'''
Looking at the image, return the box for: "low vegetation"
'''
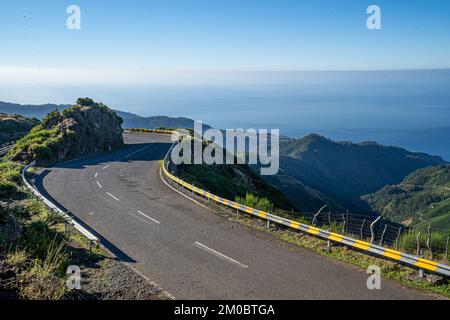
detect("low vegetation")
[0,113,40,146]
[178,163,296,212]
[364,165,450,236]
[7,98,124,165]
[0,159,71,299]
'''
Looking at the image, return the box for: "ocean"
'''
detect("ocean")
[2,70,450,160]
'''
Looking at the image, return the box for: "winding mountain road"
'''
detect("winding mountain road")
[32,132,436,299]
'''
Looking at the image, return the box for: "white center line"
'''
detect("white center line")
[102,165,110,170]
[96,181,103,188]
[193,241,248,269]
[106,192,120,201]
[137,210,161,224]
[94,172,98,178]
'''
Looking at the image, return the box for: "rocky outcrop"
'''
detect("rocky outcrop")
[8,98,124,165]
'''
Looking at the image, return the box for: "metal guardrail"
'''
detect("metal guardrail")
[21,162,99,247]
[159,133,450,277]
[0,144,13,157]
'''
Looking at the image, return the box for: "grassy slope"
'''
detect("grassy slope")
[0,113,40,145]
[177,163,296,212]
[363,165,450,235]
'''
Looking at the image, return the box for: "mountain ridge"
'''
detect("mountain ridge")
[269,134,447,213]
[0,100,207,130]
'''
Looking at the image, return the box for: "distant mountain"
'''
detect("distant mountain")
[0,101,69,119]
[363,165,450,235]
[0,101,206,131]
[0,113,40,145]
[267,134,447,213]
[116,110,210,130]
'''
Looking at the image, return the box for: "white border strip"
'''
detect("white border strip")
[22,162,99,243]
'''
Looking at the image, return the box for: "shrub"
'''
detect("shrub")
[5,249,30,268]
[399,229,448,255]
[20,239,68,300]
[0,160,23,199]
[236,193,274,212]
[21,221,66,261]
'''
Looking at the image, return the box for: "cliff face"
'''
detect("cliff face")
[8,99,124,165]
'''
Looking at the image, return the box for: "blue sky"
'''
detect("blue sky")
[1,0,450,85]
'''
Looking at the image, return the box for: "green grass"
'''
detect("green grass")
[236,193,274,212]
[0,160,23,198]
[178,163,296,212]
[0,159,71,299]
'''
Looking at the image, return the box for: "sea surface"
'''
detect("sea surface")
[2,70,450,160]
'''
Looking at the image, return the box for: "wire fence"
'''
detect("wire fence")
[272,208,449,264]
[167,159,449,266]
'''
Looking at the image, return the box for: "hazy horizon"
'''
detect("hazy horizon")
[1,1,450,158]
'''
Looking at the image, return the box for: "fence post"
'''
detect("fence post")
[379,224,388,246]
[370,216,381,244]
[445,236,449,264]
[416,231,421,256]
[395,226,402,250]
[312,205,327,227]
[328,212,331,226]
[341,213,346,234]
[346,210,349,233]
[360,219,366,240]
[426,223,433,260]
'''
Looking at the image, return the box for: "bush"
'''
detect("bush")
[20,239,68,300]
[236,193,274,212]
[399,229,448,255]
[0,181,18,198]
[0,160,23,199]
[21,221,66,261]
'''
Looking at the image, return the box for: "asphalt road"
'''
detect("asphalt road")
[33,132,436,299]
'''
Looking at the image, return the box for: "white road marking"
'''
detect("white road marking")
[125,144,153,159]
[131,213,152,225]
[193,241,248,269]
[94,172,98,178]
[137,210,161,224]
[88,212,95,215]
[96,181,103,188]
[106,192,120,201]
[102,165,110,170]
[159,168,209,209]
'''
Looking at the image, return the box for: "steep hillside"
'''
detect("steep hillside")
[269,134,446,213]
[177,162,296,212]
[173,138,296,213]
[7,98,123,165]
[363,165,450,235]
[0,114,40,145]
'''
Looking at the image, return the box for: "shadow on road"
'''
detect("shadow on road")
[33,169,136,263]
[50,142,172,170]
[30,140,173,263]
